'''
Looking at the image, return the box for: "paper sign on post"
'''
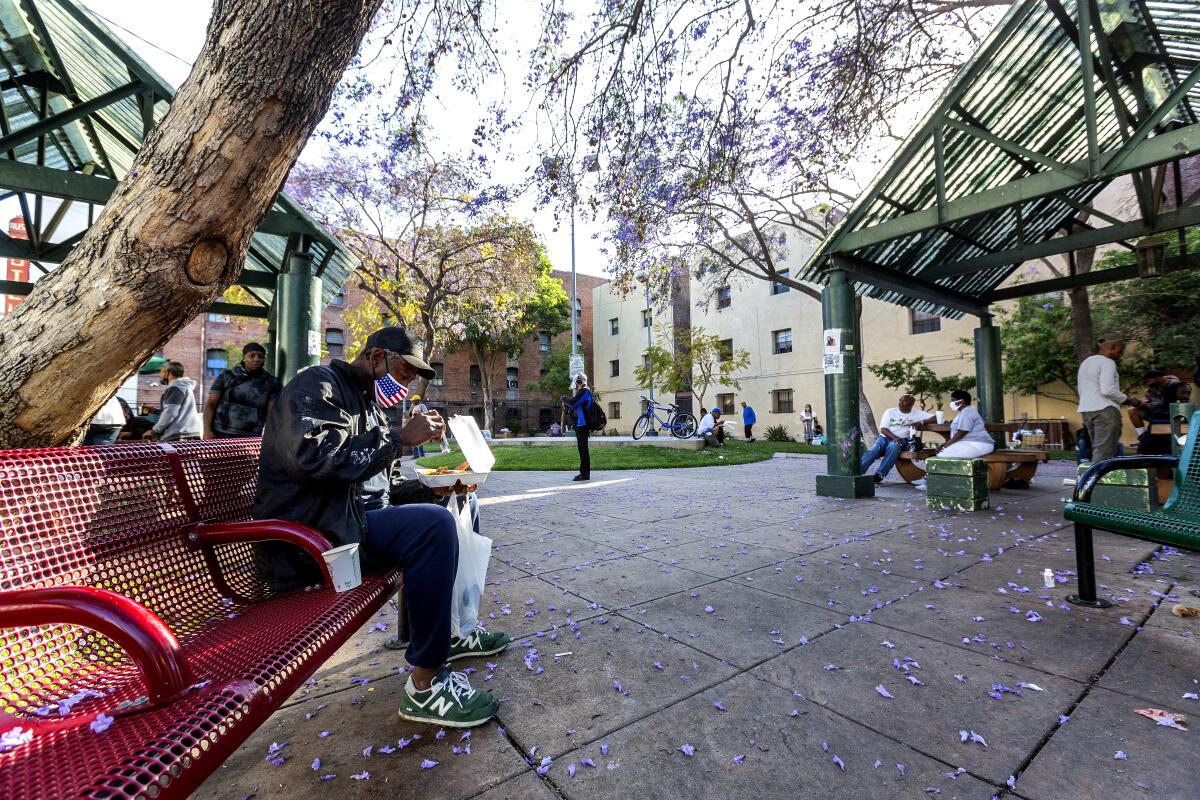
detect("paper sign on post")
[823,329,841,354]
[569,355,586,380]
[823,353,844,375]
[307,330,321,357]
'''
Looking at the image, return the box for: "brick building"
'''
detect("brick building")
[146,269,607,434]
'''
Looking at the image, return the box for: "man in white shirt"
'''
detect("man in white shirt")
[860,394,934,483]
[696,408,725,447]
[1077,333,1146,462]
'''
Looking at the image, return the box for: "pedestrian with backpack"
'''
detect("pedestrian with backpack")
[562,373,595,482]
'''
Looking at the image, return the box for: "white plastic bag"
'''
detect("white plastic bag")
[449,496,491,637]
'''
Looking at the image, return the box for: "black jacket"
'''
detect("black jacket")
[252,359,403,590]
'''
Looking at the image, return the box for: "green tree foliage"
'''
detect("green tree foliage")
[867,356,976,408]
[635,325,751,411]
[995,297,1079,399]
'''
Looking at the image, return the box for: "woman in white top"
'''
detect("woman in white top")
[933,390,995,459]
[800,404,817,443]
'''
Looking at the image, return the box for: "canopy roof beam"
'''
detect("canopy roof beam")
[829,255,990,317]
[0,79,142,153]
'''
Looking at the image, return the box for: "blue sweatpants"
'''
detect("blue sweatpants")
[364,503,458,669]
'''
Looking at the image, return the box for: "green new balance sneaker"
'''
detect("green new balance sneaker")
[449,627,511,661]
[398,668,498,728]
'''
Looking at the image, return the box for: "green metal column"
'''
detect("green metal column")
[264,301,278,376]
[816,267,875,498]
[275,245,321,384]
[973,314,1005,449]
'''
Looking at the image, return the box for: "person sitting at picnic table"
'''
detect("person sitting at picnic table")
[1137,381,1192,455]
[912,390,994,490]
[697,407,725,447]
[252,325,500,728]
[860,394,933,484]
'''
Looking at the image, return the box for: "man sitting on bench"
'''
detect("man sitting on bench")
[861,394,933,484]
[253,326,500,728]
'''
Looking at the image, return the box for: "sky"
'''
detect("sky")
[81,0,615,279]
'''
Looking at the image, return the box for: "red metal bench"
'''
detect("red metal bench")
[0,439,401,799]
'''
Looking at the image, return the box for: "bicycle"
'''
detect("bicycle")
[632,396,698,440]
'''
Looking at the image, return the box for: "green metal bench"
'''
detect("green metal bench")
[1063,411,1200,608]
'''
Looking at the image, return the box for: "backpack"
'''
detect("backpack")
[585,397,607,433]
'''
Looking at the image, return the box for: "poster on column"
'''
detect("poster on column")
[308,330,321,357]
[822,329,841,354]
[823,353,844,375]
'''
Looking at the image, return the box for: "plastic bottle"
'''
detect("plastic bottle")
[1042,568,1055,589]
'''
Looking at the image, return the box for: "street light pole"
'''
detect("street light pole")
[570,195,578,359]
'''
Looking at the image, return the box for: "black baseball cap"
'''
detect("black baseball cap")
[363,326,436,379]
[1142,368,1166,380]
[243,342,266,355]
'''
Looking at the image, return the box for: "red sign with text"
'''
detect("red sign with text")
[5,216,28,314]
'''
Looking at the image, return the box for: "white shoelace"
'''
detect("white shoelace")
[435,670,477,705]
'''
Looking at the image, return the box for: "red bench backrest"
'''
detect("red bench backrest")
[0,439,263,719]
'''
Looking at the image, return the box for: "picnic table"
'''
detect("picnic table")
[894,423,1047,489]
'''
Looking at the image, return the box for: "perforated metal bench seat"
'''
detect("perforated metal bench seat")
[0,441,401,799]
[1062,411,1200,608]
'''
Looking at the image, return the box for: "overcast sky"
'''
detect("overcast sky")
[81,0,613,279]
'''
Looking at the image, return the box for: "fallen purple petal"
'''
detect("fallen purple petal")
[680,743,695,756]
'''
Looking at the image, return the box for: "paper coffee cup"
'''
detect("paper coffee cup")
[321,543,362,593]
[935,411,945,424]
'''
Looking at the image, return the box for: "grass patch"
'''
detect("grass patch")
[413,440,1076,471]
[414,439,827,471]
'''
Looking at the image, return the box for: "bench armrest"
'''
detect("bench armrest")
[188,519,335,586]
[1075,456,1178,503]
[0,586,195,706]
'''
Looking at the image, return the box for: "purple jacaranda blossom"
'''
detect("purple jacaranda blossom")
[680,744,695,756]
[421,759,439,769]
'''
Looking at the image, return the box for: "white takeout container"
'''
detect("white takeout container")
[416,415,495,488]
[321,543,362,592]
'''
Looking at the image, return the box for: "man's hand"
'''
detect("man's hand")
[142,430,158,441]
[400,409,445,446]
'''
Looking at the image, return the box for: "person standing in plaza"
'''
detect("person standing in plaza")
[741,400,757,442]
[1076,333,1146,462]
[144,361,202,441]
[203,342,281,439]
[409,394,429,458]
[562,373,593,481]
[800,403,818,443]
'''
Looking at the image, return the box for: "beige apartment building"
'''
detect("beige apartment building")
[593,222,1141,445]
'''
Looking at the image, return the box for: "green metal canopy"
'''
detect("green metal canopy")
[800,0,1200,319]
[0,0,356,314]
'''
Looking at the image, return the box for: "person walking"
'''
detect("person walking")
[203,342,281,439]
[144,361,202,441]
[409,394,429,458]
[1077,333,1145,462]
[741,401,757,442]
[562,374,593,481]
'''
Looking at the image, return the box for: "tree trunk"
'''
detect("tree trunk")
[473,342,495,433]
[0,0,381,448]
[855,297,879,446]
[1067,247,1097,364]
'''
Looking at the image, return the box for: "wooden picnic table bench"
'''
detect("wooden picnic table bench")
[895,447,1048,489]
[0,439,401,799]
[1063,411,1200,608]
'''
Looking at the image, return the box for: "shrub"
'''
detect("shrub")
[764,424,792,442]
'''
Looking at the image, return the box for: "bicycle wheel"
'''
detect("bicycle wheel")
[632,414,652,440]
[670,413,697,439]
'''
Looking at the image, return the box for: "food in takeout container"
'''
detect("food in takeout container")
[415,415,495,487]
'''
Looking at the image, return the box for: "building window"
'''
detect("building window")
[539,331,551,353]
[609,401,621,420]
[330,287,346,306]
[641,308,651,328]
[576,334,583,349]
[325,328,344,357]
[206,313,230,323]
[540,368,548,380]
[773,328,793,354]
[642,353,651,370]
[609,359,620,378]
[910,309,942,334]
[717,286,731,309]
[506,367,519,388]
[771,270,790,295]
[469,365,482,388]
[539,407,554,429]
[205,348,228,379]
[771,389,794,413]
[719,338,734,362]
[610,317,619,335]
[575,298,583,319]
[716,393,735,414]
[430,361,444,386]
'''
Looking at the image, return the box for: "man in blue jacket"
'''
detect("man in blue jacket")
[562,373,593,481]
[741,401,757,442]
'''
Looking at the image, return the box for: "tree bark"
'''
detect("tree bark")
[0,0,381,448]
[855,297,879,446]
[1067,247,1097,364]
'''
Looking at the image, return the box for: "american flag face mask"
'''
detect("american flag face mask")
[374,355,410,408]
